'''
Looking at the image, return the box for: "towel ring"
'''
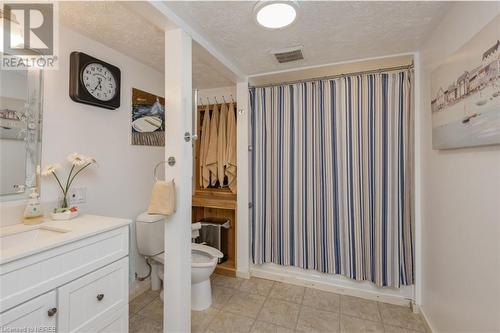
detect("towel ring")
[154,159,175,182]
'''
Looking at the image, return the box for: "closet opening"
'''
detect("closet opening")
[192,41,239,276]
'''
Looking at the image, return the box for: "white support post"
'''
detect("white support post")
[236,80,250,278]
[413,51,422,308]
[163,28,192,332]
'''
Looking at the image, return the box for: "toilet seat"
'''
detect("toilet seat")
[151,243,223,267]
[192,251,217,268]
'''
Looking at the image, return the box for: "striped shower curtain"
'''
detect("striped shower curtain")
[250,70,414,288]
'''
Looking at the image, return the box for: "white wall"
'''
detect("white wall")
[198,86,236,105]
[418,3,500,332]
[42,27,164,292]
[163,28,193,332]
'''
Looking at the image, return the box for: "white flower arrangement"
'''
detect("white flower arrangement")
[67,153,88,166]
[41,153,97,209]
[41,163,60,176]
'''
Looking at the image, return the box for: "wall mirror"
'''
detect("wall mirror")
[0,60,43,200]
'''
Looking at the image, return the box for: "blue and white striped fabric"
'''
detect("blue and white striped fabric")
[250,70,414,288]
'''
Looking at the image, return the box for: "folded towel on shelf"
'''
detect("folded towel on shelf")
[147,180,176,215]
[206,103,219,186]
[199,105,211,188]
[226,102,237,193]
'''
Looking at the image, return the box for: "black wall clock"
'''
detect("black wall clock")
[69,51,121,110]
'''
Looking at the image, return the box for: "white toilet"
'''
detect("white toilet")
[135,212,223,311]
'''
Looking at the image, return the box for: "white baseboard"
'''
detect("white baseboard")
[236,269,251,279]
[418,305,436,333]
[251,264,413,307]
[129,277,151,301]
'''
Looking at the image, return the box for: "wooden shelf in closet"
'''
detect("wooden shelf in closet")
[215,259,236,277]
[192,189,236,210]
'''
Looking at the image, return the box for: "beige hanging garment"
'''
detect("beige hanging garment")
[205,104,219,186]
[217,103,228,186]
[225,102,237,193]
[199,106,211,188]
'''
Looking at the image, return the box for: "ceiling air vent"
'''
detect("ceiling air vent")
[271,46,304,63]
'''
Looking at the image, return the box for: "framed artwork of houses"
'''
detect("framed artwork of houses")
[431,16,500,149]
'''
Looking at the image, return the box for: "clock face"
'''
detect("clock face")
[82,63,117,101]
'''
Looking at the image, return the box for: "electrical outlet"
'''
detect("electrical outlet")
[68,187,86,206]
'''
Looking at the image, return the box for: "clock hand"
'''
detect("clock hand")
[91,77,103,93]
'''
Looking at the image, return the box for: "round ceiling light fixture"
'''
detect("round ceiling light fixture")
[254,1,298,29]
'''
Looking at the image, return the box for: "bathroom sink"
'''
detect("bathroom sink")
[0,226,70,251]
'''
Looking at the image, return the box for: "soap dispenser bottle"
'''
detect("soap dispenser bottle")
[23,188,43,224]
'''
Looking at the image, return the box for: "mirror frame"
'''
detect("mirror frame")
[0,65,44,201]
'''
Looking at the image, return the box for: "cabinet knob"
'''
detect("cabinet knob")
[96,293,104,301]
[47,308,57,317]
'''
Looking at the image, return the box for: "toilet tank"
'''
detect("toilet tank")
[136,212,165,256]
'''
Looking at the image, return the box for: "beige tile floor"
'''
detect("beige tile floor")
[129,274,428,333]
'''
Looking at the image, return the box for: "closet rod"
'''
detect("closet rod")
[249,63,414,88]
[197,102,237,109]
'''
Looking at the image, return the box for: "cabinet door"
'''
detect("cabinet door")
[93,307,128,333]
[57,257,128,333]
[0,291,57,332]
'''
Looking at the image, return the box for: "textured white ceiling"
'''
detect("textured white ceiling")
[164,1,450,75]
[59,2,165,71]
[58,1,235,89]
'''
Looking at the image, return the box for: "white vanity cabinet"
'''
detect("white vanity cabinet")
[0,216,130,333]
[0,291,57,331]
[57,257,128,332]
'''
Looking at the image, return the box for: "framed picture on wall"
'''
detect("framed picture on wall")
[430,16,500,149]
[131,88,165,146]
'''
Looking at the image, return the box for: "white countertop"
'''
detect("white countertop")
[0,214,131,265]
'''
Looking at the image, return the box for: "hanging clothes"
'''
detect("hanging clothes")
[206,103,219,186]
[217,103,228,186]
[225,102,237,193]
[199,105,211,188]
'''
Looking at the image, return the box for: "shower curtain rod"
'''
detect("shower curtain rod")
[249,63,414,88]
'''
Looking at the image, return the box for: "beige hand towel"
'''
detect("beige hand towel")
[206,104,219,186]
[217,103,228,186]
[147,180,176,215]
[226,102,237,193]
[199,106,211,188]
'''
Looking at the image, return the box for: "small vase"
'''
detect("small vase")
[52,194,78,221]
